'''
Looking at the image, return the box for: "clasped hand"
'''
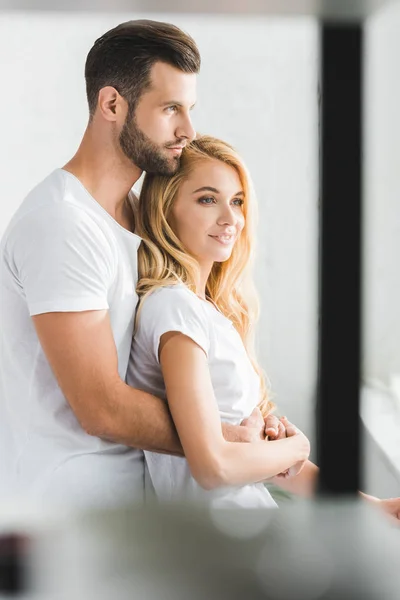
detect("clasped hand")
[241,408,310,477]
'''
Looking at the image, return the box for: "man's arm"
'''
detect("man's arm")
[33,309,263,453]
[33,309,184,454]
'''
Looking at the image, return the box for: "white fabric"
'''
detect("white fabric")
[127,285,277,509]
[0,169,144,509]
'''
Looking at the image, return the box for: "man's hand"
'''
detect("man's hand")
[222,407,268,444]
[240,407,266,442]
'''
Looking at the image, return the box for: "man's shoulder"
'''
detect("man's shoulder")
[3,169,113,246]
[4,169,78,234]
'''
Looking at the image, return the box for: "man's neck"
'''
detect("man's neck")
[63,127,142,231]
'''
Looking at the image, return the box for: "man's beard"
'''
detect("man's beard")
[119,112,182,176]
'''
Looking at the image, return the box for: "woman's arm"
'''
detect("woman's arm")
[269,460,320,498]
[268,424,400,520]
[271,462,400,522]
[159,332,310,490]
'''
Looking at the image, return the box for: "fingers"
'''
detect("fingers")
[264,414,282,440]
[280,416,298,438]
[265,414,300,440]
[276,420,286,439]
[245,410,301,443]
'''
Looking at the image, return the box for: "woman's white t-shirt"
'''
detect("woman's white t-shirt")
[127,284,277,509]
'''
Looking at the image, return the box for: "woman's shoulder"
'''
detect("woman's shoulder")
[135,284,211,357]
[140,284,205,318]
[141,284,201,309]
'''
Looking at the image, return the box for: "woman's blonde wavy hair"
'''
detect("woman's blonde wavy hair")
[135,134,274,416]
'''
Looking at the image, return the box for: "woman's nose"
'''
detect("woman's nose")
[217,205,236,226]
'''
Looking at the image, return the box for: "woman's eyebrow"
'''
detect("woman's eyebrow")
[193,186,219,194]
[192,186,244,196]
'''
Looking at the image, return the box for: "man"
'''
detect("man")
[0,19,275,509]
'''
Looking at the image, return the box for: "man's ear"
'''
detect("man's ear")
[97,86,128,122]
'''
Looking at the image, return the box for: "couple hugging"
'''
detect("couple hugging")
[1,19,399,519]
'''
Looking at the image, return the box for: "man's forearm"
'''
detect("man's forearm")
[88,380,183,455]
[89,383,257,454]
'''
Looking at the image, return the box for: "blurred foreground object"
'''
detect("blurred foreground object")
[0,534,29,596]
[0,499,395,599]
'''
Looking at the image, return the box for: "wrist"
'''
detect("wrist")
[294,434,310,462]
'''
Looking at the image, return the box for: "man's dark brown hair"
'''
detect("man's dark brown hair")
[85,19,201,117]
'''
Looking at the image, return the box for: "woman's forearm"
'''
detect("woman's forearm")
[198,434,310,490]
[270,460,319,498]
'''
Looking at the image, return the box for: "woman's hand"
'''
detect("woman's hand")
[361,493,400,524]
[264,414,298,440]
[266,416,310,478]
[378,498,400,522]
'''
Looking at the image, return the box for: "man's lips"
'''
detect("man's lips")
[167,146,184,155]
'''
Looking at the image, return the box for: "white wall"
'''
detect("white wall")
[361,4,400,492]
[0,12,319,437]
[364,4,400,388]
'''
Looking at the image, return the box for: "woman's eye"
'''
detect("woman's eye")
[232,198,244,206]
[198,196,215,204]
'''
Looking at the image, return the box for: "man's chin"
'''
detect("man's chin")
[159,156,181,176]
[127,152,181,176]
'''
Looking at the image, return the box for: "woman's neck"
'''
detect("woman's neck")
[196,262,213,300]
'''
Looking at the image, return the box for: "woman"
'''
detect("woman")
[126,134,311,509]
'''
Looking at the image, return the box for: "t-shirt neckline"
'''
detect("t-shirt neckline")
[178,284,235,329]
[59,168,142,245]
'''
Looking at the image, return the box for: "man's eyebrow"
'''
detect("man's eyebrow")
[160,101,196,109]
[161,101,183,107]
[192,186,244,196]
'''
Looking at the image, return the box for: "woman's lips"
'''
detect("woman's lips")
[209,234,235,245]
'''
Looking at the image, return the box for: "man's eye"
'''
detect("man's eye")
[198,197,215,204]
[165,106,177,113]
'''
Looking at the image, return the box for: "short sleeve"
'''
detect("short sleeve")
[136,287,210,363]
[8,204,116,316]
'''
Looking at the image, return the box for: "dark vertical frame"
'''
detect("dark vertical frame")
[317,23,363,494]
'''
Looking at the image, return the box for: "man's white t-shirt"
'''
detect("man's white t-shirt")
[127,284,277,509]
[0,169,144,509]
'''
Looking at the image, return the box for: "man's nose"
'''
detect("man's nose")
[175,113,196,143]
